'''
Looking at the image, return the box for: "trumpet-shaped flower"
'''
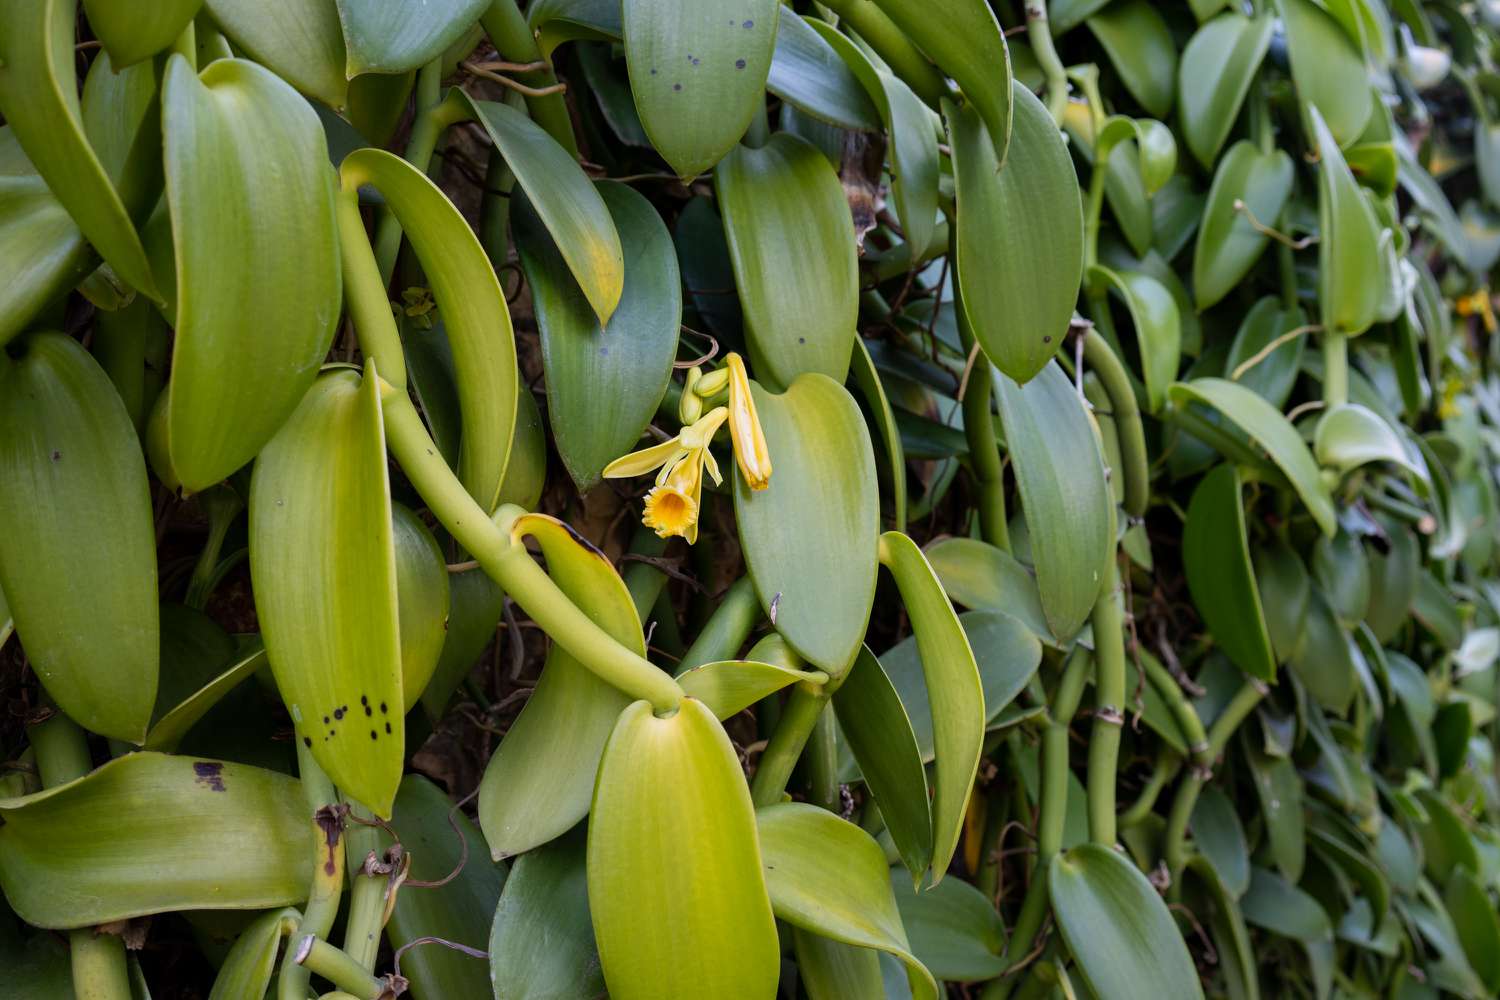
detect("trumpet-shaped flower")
[725,353,772,491]
[603,407,728,542]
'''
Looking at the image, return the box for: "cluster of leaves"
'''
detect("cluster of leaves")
[3,0,1500,998]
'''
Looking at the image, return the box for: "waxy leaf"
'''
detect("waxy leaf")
[144,640,267,752]
[758,803,938,1000]
[421,565,504,723]
[0,332,158,743]
[1193,785,1251,897]
[1184,464,1276,681]
[1050,844,1206,1000]
[0,129,91,347]
[342,147,518,512]
[1193,142,1295,310]
[0,753,309,928]
[996,362,1113,641]
[1088,0,1176,118]
[1290,588,1357,713]
[1178,13,1274,169]
[735,375,878,675]
[1445,867,1500,994]
[1314,403,1425,479]
[1311,105,1383,337]
[878,531,984,887]
[870,0,1012,163]
[208,907,299,1000]
[588,699,778,999]
[516,181,678,491]
[717,133,858,389]
[1255,540,1311,662]
[392,504,449,710]
[679,659,828,720]
[1168,378,1337,536]
[163,55,341,492]
[249,369,403,817]
[891,872,1005,981]
[622,0,779,178]
[490,828,604,1000]
[1366,518,1418,643]
[923,538,1054,643]
[767,11,879,131]
[1226,297,1305,408]
[0,0,160,299]
[1241,868,1334,1000]
[335,0,488,75]
[478,512,639,858]
[202,0,348,108]
[1087,266,1181,412]
[1311,530,1371,627]
[794,932,884,1000]
[949,86,1083,384]
[1277,0,1372,146]
[1248,745,1305,881]
[83,0,202,67]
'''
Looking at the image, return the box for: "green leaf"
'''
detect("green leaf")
[622,0,779,177]
[1366,518,1418,643]
[0,752,309,928]
[1184,464,1276,681]
[996,362,1113,642]
[489,827,604,1000]
[0,128,91,347]
[869,0,1012,164]
[717,133,858,389]
[479,512,639,858]
[809,19,939,258]
[949,86,1083,384]
[1050,844,1205,1000]
[1087,266,1181,412]
[1168,378,1337,536]
[207,907,299,1000]
[891,871,1005,982]
[1192,142,1294,310]
[1181,859,1259,1000]
[82,0,202,67]
[451,92,624,328]
[1314,403,1425,479]
[1225,298,1305,408]
[144,640,267,752]
[833,647,933,881]
[1289,588,1357,713]
[1087,0,1177,118]
[0,0,160,300]
[1247,744,1304,881]
[162,55,341,492]
[516,181,677,491]
[757,803,937,1000]
[734,375,878,675]
[1254,539,1311,662]
[1310,105,1383,337]
[588,698,778,999]
[248,369,403,817]
[1193,785,1250,897]
[342,147,518,512]
[384,776,506,1000]
[1241,868,1334,1000]
[0,332,158,743]
[678,659,828,720]
[421,565,505,722]
[1177,13,1274,169]
[1415,789,1479,883]
[923,538,1054,644]
[767,11,879,131]
[1276,0,1372,146]
[1311,529,1370,627]
[793,931,884,1000]
[335,0,487,75]
[392,503,449,710]
[1051,0,1112,33]
[202,0,349,108]
[1444,867,1500,993]
[878,530,985,886]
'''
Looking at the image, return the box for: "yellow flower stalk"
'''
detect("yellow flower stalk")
[724,353,772,491]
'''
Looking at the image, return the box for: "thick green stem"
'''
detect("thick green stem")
[1322,330,1349,409]
[336,188,407,388]
[374,61,446,283]
[1118,751,1181,829]
[479,0,579,155]
[279,742,346,1000]
[957,281,1010,549]
[1138,653,1210,768]
[295,937,386,999]
[750,683,828,807]
[676,576,763,675]
[815,0,949,105]
[1083,148,1109,272]
[1024,2,1069,125]
[381,389,684,712]
[341,800,385,971]
[184,484,242,610]
[478,145,517,268]
[1086,560,1125,846]
[806,704,840,811]
[1082,330,1149,519]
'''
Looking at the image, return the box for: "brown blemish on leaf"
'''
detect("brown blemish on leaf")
[314,804,346,876]
[192,761,226,792]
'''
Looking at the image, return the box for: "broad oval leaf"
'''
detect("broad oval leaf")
[1247,744,1305,881]
[1314,402,1425,479]
[1193,142,1295,310]
[342,147,518,512]
[1088,0,1177,118]
[1277,0,1372,145]
[1254,539,1311,662]
[622,0,779,177]
[478,512,639,858]
[717,133,858,389]
[767,11,879,131]
[208,907,299,1000]
[588,698,778,999]
[490,827,604,1000]
[1087,266,1181,412]
[758,803,937,1000]
[0,752,309,928]
[421,564,505,723]
[1184,464,1276,681]
[1311,105,1383,337]
[1226,297,1305,408]
[1444,866,1500,994]
[794,931,884,1000]
[249,369,403,817]
[163,55,341,492]
[0,0,160,299]
[923,538,1054,643]
[335,0,488,75]
[1049,844,1206,1000]
[1290,587,1357,713]
[950,85,1083,384]
[0,128,91,347]
[1178,13,1274,168]
[996,362,1113,641]
[870,0,1012,163]
[891,871,1005,982]
[202,0,348,108]
[1311,529,1371,627]
[83,0,202,68]
[516,180,678,491]
[0,332,158,743]
[1240,868,1334,1000]
[678,658,828,720]
[734,374,878,675]
[1168,377,1337,536]
[392,504,449,710]
[1193,784,1251,897]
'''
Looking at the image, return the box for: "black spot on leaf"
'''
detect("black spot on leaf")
[192,761,226,792]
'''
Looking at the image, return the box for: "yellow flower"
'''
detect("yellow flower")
[725,353,772,491]
[603,408,729,543]
[643,450,706,543]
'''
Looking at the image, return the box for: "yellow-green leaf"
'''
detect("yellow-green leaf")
[717,133,858,389]
[1311,104,1383,337]
[588,698,778,999]
[162,55,341,492]
[0,128,91,347]
[678,659,828,720]
[335,0,488,76]
[0,332,158,743]
[1277,0,1372,146]
[1193,141,1294,311]
[392,503,450,711]
[202,0,348,108]
[248,369,403,817]
[83,0,202,68]
[1087,266,1181,413]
